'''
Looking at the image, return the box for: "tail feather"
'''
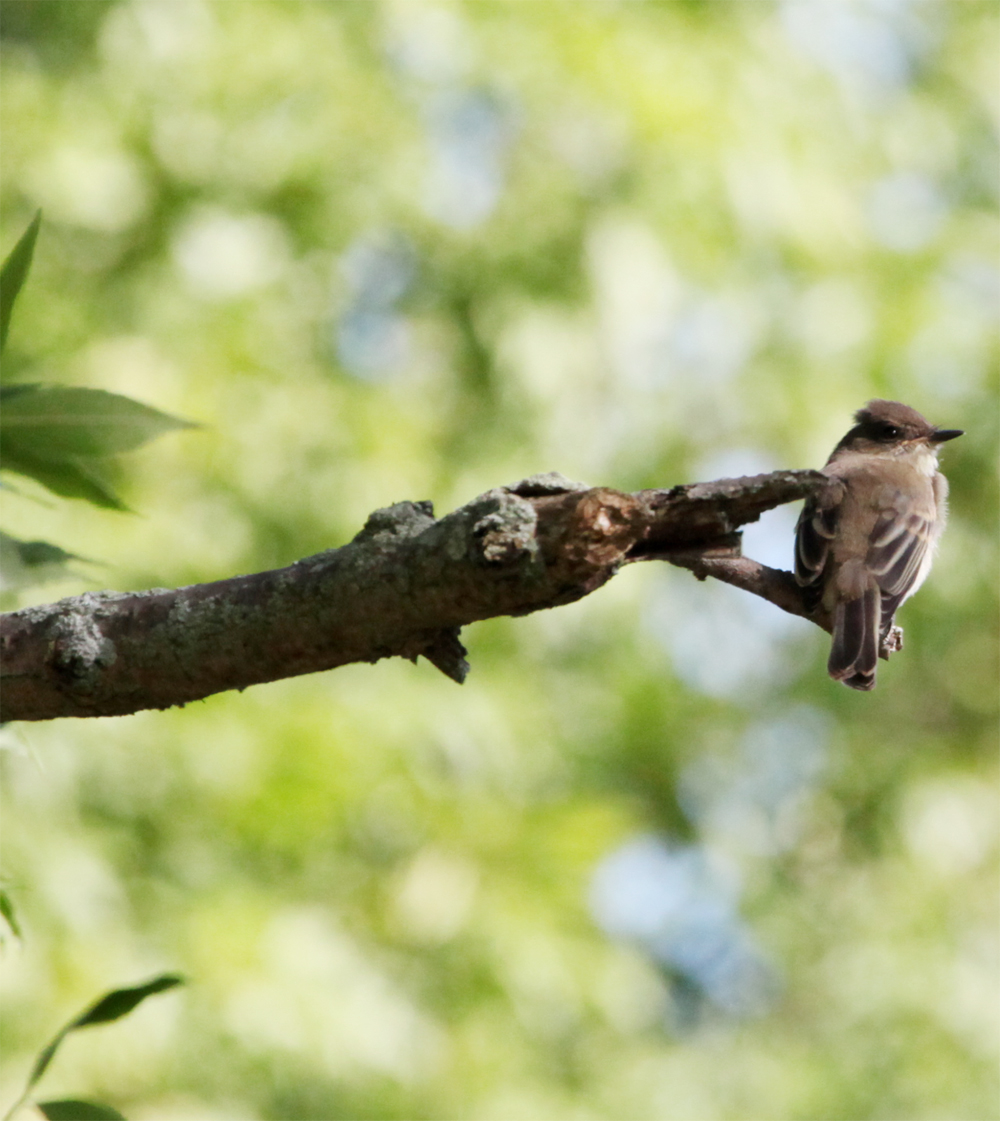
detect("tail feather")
[828,587,880,691]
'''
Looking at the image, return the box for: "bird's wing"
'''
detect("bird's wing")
[866,497,936,624]
[794,484,840,588]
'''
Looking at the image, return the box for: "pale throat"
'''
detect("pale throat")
[906,443,940,477]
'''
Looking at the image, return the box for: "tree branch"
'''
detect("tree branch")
[663,527,903,661]
[1,469,827,722]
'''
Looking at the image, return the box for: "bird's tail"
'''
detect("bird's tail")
[828,586,880,691]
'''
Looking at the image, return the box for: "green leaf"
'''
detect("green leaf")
[70,974,184,1029]
[0,449,127,510]
[0,386,195,460]
[37,1101,127,1121]
[9,538,82,567]
[0,888,22,939]
[0,532,91,593]
[25,1035,63,1094]
[0,382,42,401]
[0,211,41,354]
[21,975,184,1100]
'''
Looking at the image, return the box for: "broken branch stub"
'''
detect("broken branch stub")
[1,470,828,722]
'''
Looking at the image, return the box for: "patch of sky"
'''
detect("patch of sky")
[590,836,779,1025]
[645,447,812,699]
[421,87,516,230]
[666,292,763,387]
[679,706,832,856]
[694,449,801,572]
[908,316,988,403]
[779,0,941,102]
[938,255,1000,321]
[383,4,515,230]
[587,218,764,405]
[866,171,948,252]
[590,704,831,1024]
[648,575,813,700]
[334,232,415,380]
[383,2,472,86]
[794,278,873,359]
[905,254,998,403]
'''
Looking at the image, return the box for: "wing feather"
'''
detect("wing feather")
[867,499,937,632]
[795,496,837,587]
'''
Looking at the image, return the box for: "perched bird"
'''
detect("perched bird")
[794,400,963,690]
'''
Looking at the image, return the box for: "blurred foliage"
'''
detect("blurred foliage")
[4,974,182,1121]
[0,381,195,512]
[0,210,39,351]
[1,214,195,570]
[1,1,997,1118]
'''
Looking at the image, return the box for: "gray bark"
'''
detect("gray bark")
[0,470,832,722]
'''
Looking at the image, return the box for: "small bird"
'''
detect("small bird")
[795,399,963,690]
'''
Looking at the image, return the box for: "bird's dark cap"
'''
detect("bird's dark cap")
[854,399,932,430]
[854,400,962,442]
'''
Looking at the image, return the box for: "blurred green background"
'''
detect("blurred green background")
[1,1,997,1118]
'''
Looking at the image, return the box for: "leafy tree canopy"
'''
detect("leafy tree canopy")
[1,2,997,1118]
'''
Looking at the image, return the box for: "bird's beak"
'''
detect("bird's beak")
[931,428,964,443]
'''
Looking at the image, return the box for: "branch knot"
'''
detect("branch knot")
[470,491,539,567]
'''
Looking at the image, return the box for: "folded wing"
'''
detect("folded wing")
[866,500,936,630]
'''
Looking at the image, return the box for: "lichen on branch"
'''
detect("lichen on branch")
[0,469,828,722]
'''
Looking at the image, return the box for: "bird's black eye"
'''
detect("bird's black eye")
[878,423,901,440]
